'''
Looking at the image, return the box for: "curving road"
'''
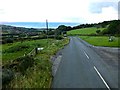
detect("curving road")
[52,37,118,89]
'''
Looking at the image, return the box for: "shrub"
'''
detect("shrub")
[18,56,34,74]
[4,38,14,44]
[2,69,14,86]
[96,30,101,34]
[55,35,63,40]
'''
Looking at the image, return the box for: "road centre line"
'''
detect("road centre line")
[94,66,111,90]
[84,51,90,59]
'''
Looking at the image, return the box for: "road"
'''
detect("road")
[52,37,118,89]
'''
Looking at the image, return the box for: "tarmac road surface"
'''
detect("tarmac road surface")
[52,37,118,89]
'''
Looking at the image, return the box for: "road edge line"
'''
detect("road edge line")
[94,66,111,90]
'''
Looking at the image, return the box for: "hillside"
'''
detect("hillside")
[67,20,120,36]
[0,25,41,34]
[67,27,105,35]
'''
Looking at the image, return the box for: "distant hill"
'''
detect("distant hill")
[67,20,120,36]
[71,20,118,30]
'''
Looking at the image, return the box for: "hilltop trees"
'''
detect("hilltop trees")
[102,20,120,36]
[56,25,71,32]
[55,25,72,34]
[54,25,72,39]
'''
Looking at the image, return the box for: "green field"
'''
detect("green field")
[79,36,120,47]
[67,27,105,35]
[67,27,119,47]
[2,38,69,88]
[2,39,48,64]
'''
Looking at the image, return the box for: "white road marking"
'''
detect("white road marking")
[94,66,111,90]
[84,51,90,59]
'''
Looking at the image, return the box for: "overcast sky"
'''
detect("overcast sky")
[0,0,119,23]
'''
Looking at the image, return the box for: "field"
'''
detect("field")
[67,27,119,47]
[79,36,120,47]
[67,27,105,35]
[2,39,48,64]
[2,38,69,88]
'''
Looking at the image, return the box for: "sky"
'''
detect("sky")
[0,0,119,24]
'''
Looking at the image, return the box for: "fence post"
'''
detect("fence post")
[35,47,38,54]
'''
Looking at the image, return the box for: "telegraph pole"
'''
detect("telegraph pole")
[46,19,49,56]
[46,19,48,39]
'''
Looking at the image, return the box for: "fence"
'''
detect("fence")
[27,48,37,57]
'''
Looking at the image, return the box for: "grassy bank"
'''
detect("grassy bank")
[67,27,105,35]
[2,38,69,88]
[79,36,120,47]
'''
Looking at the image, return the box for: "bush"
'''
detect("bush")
[18,56,34,74]
[55,35,63,40]
[2,69,14,86]
[96,30,101,34]
[115,34,120,37]
[2,56,35,87]
[3,38,14,44]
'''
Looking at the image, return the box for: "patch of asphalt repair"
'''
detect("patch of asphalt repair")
[51,54,62,77]
[51,47,65,77]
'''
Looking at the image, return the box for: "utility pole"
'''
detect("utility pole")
[46,19,49,56]
[46,19,48,39]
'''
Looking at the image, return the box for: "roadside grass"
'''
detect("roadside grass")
[4,38,69,88]
[79,36,120,47]
[67,27,105,35]
[7,57,52,88]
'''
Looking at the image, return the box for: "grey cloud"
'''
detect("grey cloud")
[89,2,118,13]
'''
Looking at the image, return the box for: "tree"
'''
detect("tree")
[54,25,68,39]
[96,30,101,34]
[102,20,120,35]
[55,25,68,35]
[57,25,67,31]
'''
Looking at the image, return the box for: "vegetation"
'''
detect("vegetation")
[55,25,71,39]
[101,20,120,36]
[1,24,56,44]
[71,20,113,30]
[1,19,120,88]
[67,20,120,47]
[67,27,105,36]
[96,30,101,34]
[1,23,71,88]
[2,39,47,64]
[2,38,69,88]
[79,36,120,47]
